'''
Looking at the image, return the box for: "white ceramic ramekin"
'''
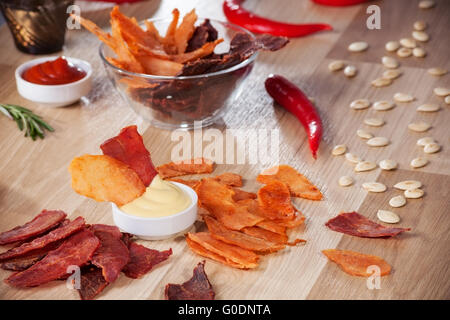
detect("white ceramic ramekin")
[15,56,92,107]
[111,182,198,240]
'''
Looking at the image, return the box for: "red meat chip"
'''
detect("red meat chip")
[78,265,109,300]
[165,261,214,300]
[325,211,411,238]
[90,224,130,283]
[100,125,157,186]
[0,210,67,245]
[0,241,62,271]
[0,217,85,262]
[122,242,172,279]
[5,229,100,288]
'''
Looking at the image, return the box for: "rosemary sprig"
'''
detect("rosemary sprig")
[0,104,54,140]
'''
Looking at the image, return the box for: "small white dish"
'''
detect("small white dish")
[15,56,92,108]
[111,182,198,240]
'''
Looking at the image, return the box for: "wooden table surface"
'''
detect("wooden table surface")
[0,0,449,300]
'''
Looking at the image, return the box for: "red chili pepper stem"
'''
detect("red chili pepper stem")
[265,74,323,159]
[223,0,332,38]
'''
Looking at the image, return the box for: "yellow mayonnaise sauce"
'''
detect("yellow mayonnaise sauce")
[120,175,191,218]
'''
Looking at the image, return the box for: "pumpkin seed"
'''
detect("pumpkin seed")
[400,38,416,49]
[423,143,440,153]
[371,78,392,87]
[350,99,370,110]
[383,69,402,80]
[417,137,435,147]
[328,60,345,72]
[362,182,387,193]
[404,189,424,199]
[408,121,431,132]
[412,31,429,42]
[379,159,397,170]
[410,157,428,168]
[419,0,435,9]
[445,96,450,104]
[413,47,427,58]
[433,87,450,97]
[417,104,440,112]
[345,152,362,163]
[338,176,354,187]
[381,56,399,69]
[397,47,412,58]
[394,180,422,190]
[385,41,400,52]
[394,92,414,102]
[332,144,347,156]
[344,65,357,77]
[348,41,369,52]
[389,195,406,208]
[413,21,427,31]
[377,210,400,224]
[427,68,448,76]
[357,129,373,139]
[367,137,389,147]
[373,100,395,111]
[364,118,384,127]
[355,161,377,172]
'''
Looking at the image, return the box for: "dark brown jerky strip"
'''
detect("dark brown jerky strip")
[122,242,172,279]
[325,211,411,238]
[5,229,100,288]
[165,261,214,300]
[0,210,67,245]
[78,265,109,300]
[0,217,85,262]
[186,19,218,52]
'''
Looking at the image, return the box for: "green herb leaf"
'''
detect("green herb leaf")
[0,104,54,140]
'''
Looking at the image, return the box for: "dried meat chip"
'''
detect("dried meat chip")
[322,249,391,277]
[0,241,62,271]
[255,220,286,235]
[187,232,259,269]
[0,210,67,245]
[6,229,100,288]
[204,216,285,253]
[257,165,322,200]
[196,178,263,230]
[241,227,288,245]
[90,224,130,283]
[186,19,218,52]
[232,188,257,202]
[257,180,296,220]
[230,33,289,60]
[157,157,214,179]
[213,172,242,187]
[100,125,157,186]
[271,210,306,229]
[122,242,172,279]
[78,265,109,300]
[168,178,200,189]
[0,217,85,262]
[165,261,214,300]
[186,237,242,269]
[325,211,410,238]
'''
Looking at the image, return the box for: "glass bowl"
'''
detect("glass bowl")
[100,18,257,130]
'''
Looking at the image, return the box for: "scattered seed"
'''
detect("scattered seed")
[410,157,428,168]
[328,60,345,72]
[433,87,450,97]
[377,210,400,224]
[413,20,427,31]
[332,144,347,156]
[408,121,431,132]
[417,137,435,147]
[381,56,399,69]
[397,47,412,58]
[383,69,402,80]
[367,137,389,147]
[400,38,416,49]
[427,68,448,76]
[413,47,427,58]
[344,65,357,77]
[355,161,377,172]
[385,41,400,52]
[417,103,440,112]
[357,129,373,139]
[371,78,392,87]
[350,99,370,110]
[345,152,362,163]
[394,180,422,190]
[348,41,369,52]
[389,195,406,208]
[394,92,414,102]
[419,0,435,9]
[445,96,450,104]
[424,142,440,153]
[379,159,397,170]
[362,182,387,193]
[412,31,429,42]
[373,100,395,111]
[364,118,384,127]
[338,176,354,187]
[404,188,424,199]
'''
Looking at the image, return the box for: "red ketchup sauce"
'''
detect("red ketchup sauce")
[22,56,86,85]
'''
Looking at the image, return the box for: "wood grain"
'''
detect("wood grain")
[0,0,448,300]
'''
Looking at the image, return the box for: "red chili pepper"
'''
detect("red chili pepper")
[265,74,322,159]
[223,0,332,38]
[312,0,370,6]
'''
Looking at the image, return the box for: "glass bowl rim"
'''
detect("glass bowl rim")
[99,17,259,80]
